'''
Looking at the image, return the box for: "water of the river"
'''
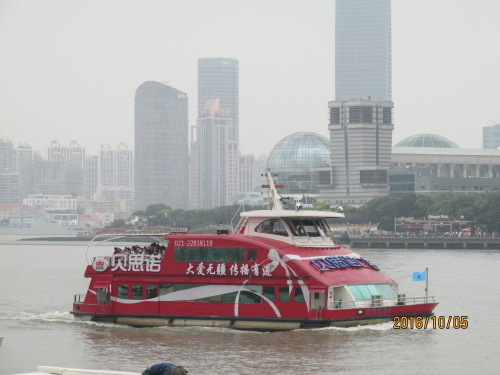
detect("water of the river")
[0,239,499,374]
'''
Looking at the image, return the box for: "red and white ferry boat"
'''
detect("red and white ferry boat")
[71,172,438,330]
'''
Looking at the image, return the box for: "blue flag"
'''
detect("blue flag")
[412,270,426,281]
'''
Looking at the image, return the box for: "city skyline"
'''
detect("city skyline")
[1,1,498,158]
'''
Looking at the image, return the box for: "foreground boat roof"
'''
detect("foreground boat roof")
[240,210,344,218]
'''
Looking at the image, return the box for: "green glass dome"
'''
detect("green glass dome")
[266,132,330,195]
[395,134,459,148]
[267,132,330,173]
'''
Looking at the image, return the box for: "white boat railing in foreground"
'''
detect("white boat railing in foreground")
[36,366,139,375]
[329,296,437,310]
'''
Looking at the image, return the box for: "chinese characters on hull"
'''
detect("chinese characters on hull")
[310,256,380,272]
[109,254,161,272]
[186,262,273,277]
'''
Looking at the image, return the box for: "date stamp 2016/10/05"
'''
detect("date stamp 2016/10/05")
[393,316,468,329]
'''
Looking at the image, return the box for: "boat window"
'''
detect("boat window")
[174,247,245,262]
[146,285,157,299]
[263,286,274,302]
[299,219,321,237]
[294,287,306,303]
[283,219,299,236]
[157,284,264,304]
[376,285,397,299]
[118,284,128,299]
[132,285,143,300]
[159,283,174,296]
[347,284,398,300]
[248,249,257,261]
[172,284,210,302]
[289,220,307,236]
[279,287,290,302]
[254,219,288,237]
[239,285,262,304]
[366,285,379,296]
[347,285,364,300]
[356,285,372,299]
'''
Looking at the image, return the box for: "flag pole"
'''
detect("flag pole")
[425,266,429,301]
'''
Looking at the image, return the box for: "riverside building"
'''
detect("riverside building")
[319,97,394,205]
[134,81,189,210]
[389,134,500,197]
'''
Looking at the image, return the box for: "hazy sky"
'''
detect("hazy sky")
[1,0,499,157]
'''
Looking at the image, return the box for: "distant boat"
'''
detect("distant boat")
[0,212,88,235]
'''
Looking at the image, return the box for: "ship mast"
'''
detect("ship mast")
[266,169,284,211]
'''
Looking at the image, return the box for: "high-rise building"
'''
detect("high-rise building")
[0,136,15,173]
[47,140,85,167]
[253,154,268,190]
[198,58,239,140]
[483,123,500,149]
[15,143,34,200]
[319,97,394,205]
[238,154,255,193]
[84,155,98,200]
[0,137,20,204]
[98,143,133,188]
[190,99,239,209]
[135,81,189,210]
[335,0,392,101]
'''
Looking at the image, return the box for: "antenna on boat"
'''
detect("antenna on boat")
[262,169,284,210]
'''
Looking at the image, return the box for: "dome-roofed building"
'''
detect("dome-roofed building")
[267,132,330,195]
[395,134,460,148]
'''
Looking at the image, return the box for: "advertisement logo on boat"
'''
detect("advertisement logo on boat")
[92,257,109,272]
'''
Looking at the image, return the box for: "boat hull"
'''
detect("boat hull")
[71,303,438,330]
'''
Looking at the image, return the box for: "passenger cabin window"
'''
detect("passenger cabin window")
[158,283,263,304]
[174,247,245,262]
[347,284,397,300]
[263,286,275,302]
[248,249,257,261]
[279,287,290,302]
[118,284,128,299]
[146,285,157,299]
[295,287,306,303]
[254,219,288,237]
[286,219,330,238]
[132,285,143,299]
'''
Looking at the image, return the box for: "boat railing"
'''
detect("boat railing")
[329,296,437,310]
[74,294,86,303]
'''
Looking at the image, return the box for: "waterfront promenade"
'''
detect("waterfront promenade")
[345,235,500,249]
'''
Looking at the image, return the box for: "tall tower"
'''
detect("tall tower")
[335,0,392,101]
[135,82,189,210]
[190,99,239,209]
[198,58,239,140]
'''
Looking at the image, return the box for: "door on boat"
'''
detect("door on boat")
[310,290,325,310]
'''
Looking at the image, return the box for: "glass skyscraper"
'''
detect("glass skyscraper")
[335,0,392,101]
[135,81,189,210]
[198,58,239,140]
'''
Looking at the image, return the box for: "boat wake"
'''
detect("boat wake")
[307,322,394,332]
[0,310,124,328]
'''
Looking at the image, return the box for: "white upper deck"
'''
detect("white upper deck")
[240,210,344,219]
